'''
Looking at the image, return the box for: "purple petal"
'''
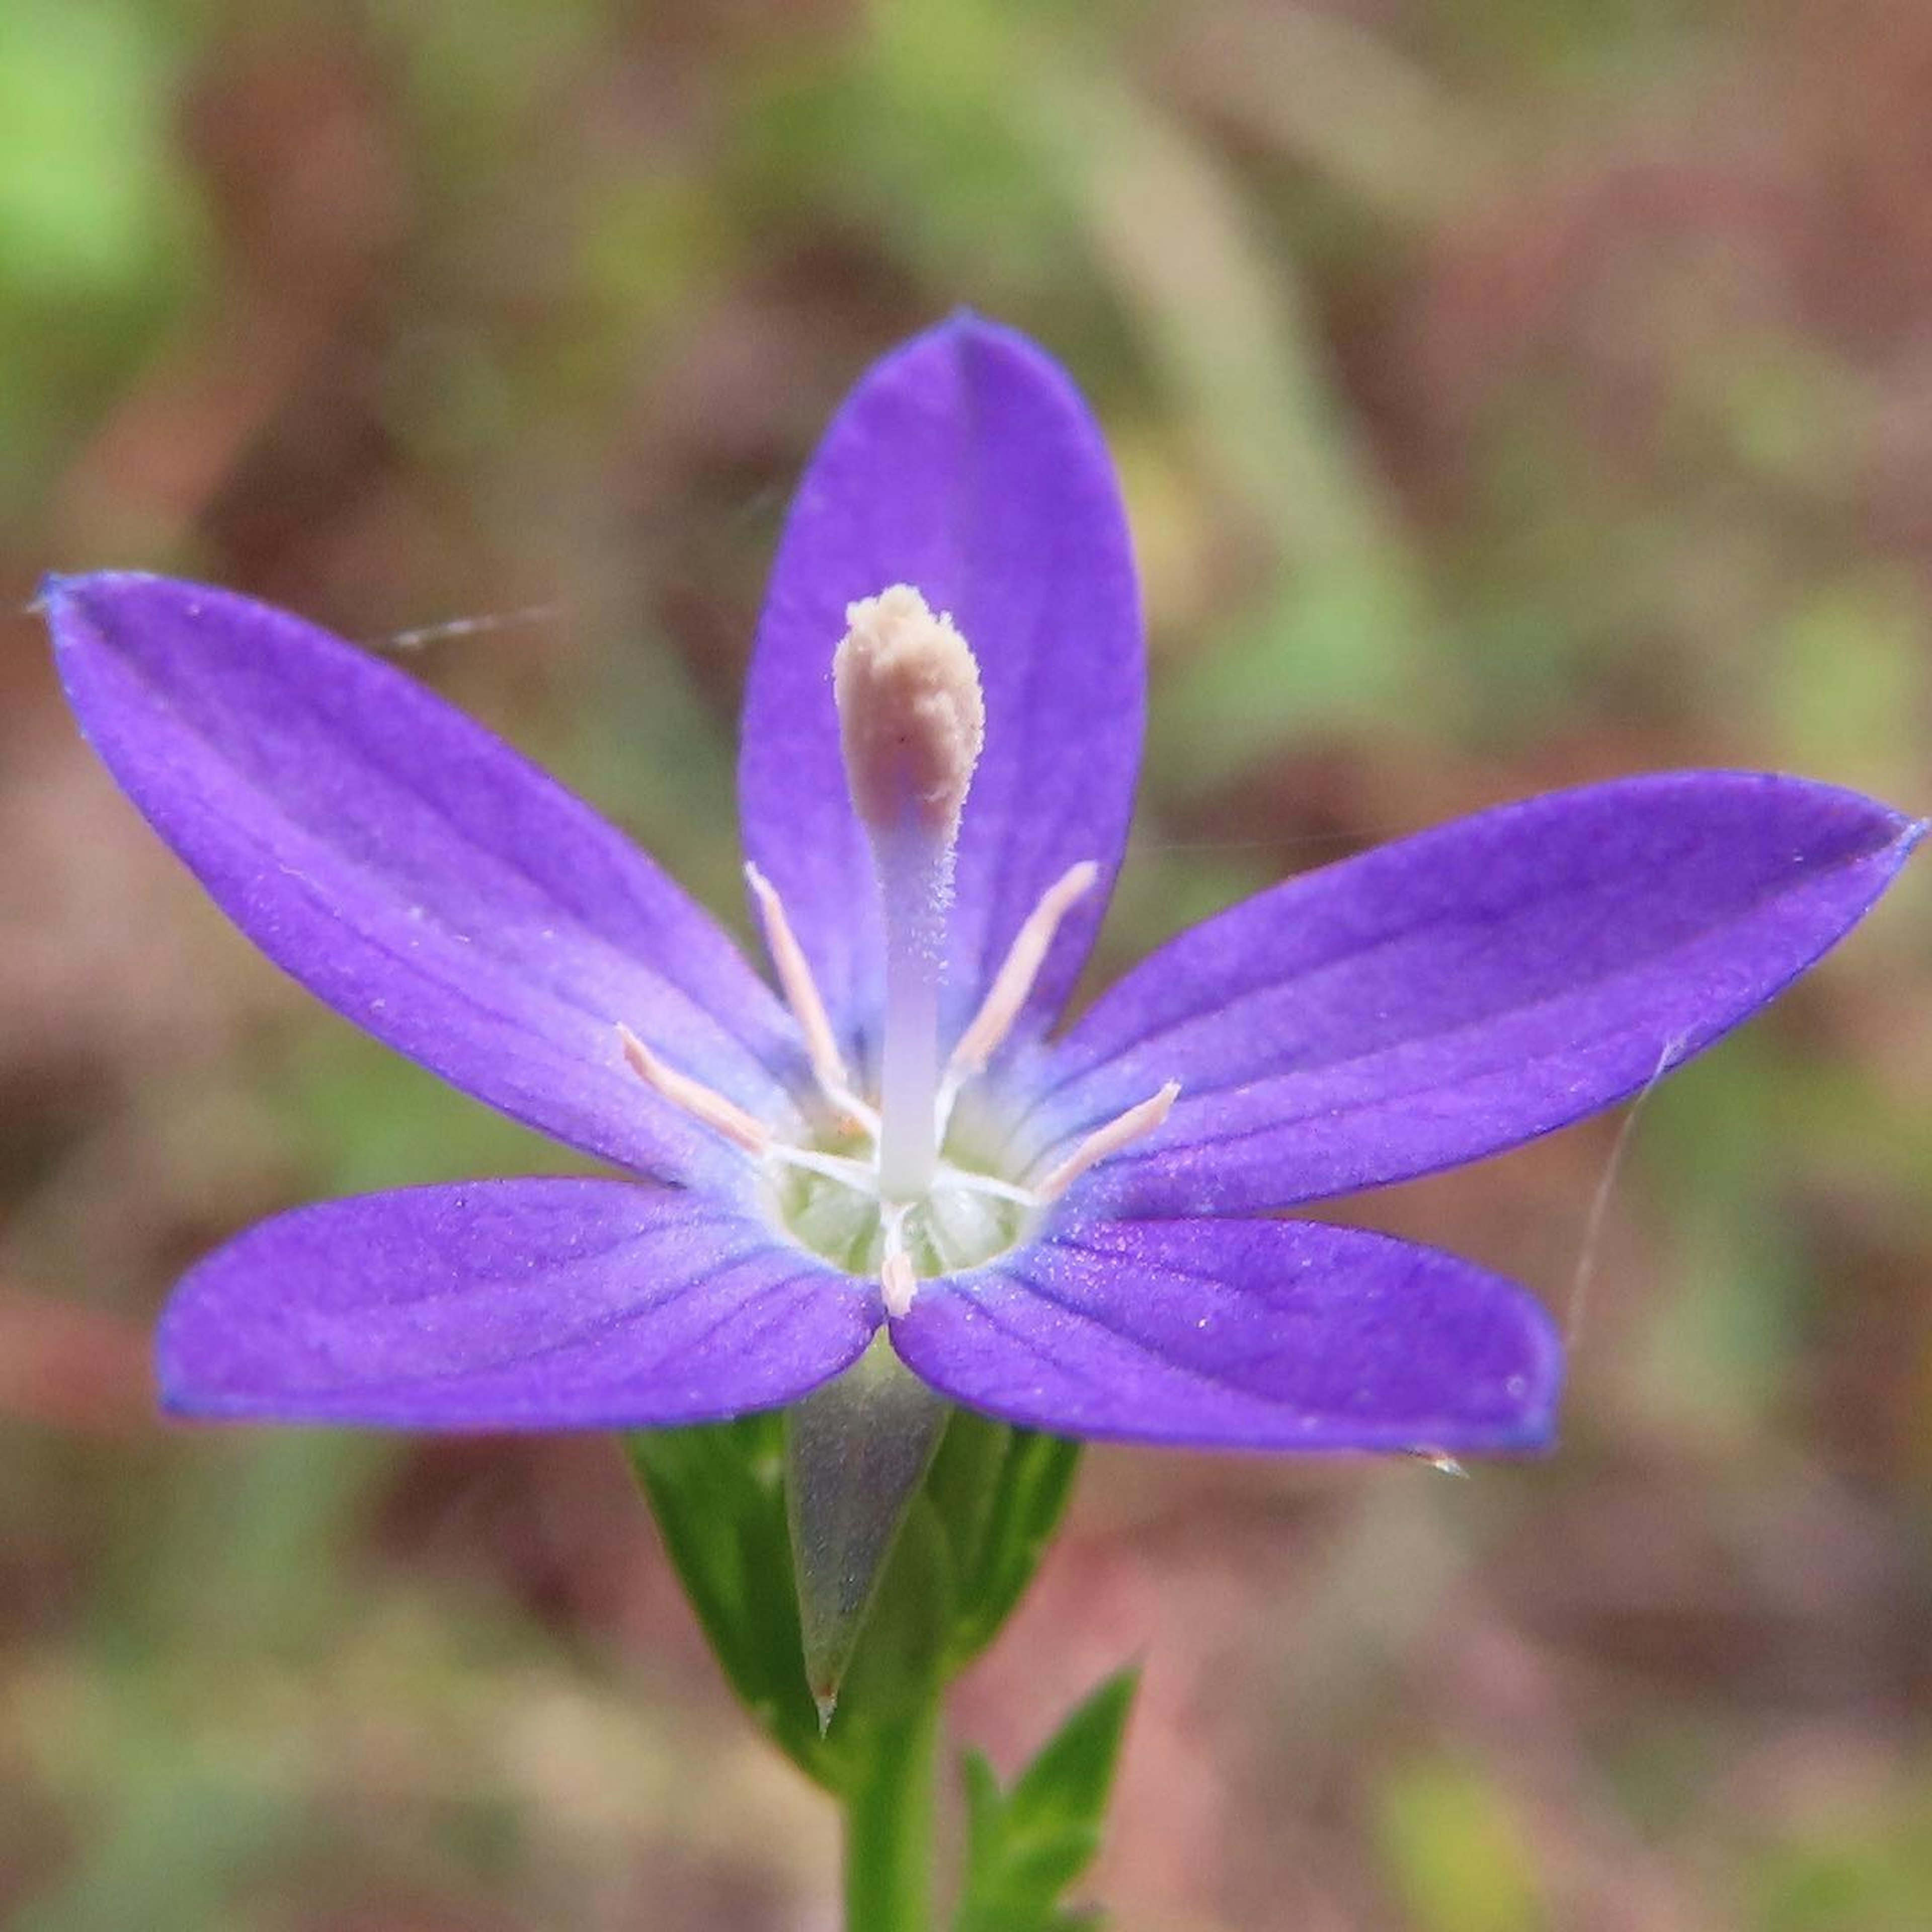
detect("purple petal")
[159,1179,877,1429]
[1019,774,1922,1215]
[892,1218,1560,1452]
[739,316,1144,1065]
[47,573,798,1188]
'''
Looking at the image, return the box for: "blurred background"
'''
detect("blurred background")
[3,0,1930,1925]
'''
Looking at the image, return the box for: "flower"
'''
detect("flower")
[43,317,1922,1456]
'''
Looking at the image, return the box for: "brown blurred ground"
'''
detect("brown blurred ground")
[3,2,1930,1927]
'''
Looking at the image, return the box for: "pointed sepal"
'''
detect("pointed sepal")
[786,1335,951,1721]
[929,1416,1083,1664]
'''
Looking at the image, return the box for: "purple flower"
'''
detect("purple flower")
[44,317,1921,1456]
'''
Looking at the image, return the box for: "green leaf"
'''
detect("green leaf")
[946,1426,1083,1663]
[953,1669,1138,1932]
[623,1415,839,1788]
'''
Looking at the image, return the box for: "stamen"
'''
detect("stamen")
[933,1162,1040,1209]
[950,861,1099,1076]
[766,1144,878,1193]
[616,1023,769,1155]
[879,1204,917,1318]
[745,861,875,1130]
[1033,1082,1180,1202]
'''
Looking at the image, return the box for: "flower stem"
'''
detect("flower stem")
[843,1691,940,1932]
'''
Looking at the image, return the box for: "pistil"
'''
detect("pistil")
[872,825,950,1199]
[832,586,985,1203]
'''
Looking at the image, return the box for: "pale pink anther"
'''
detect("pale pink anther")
[1033,1081,1180,1202]
[950,859,1099,1076]
[880,1251,917,1319]
[616,1023,770,1155]
[880,1206,917,1318]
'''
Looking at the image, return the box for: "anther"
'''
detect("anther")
[879,1204,917,1318]
[1033,1082,1180,1202]
[950,860,1099,1077]
[745,861,875,1129]
[616,1024,769,1155]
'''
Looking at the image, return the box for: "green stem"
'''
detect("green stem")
[843,1694,941,1932]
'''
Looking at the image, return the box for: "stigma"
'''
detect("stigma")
[833,586,985,845]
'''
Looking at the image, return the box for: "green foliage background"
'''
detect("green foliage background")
[1,1,1928,1926]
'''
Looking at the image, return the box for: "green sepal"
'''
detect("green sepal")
[952,1668,1140,1932]
[622,1414,839,1788]
[936,1418,1083,1664]
[835,1492,957,1731]
[922,1403,1009,1574]
[786,1337,951,1725]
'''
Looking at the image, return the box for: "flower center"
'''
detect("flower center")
[616,584,1176,1316]
[760,1099,1037,1295]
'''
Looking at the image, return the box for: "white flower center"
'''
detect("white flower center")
[760,1095,1039,1315]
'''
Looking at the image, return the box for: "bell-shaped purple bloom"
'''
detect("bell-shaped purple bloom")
[44,317,1921,1455]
